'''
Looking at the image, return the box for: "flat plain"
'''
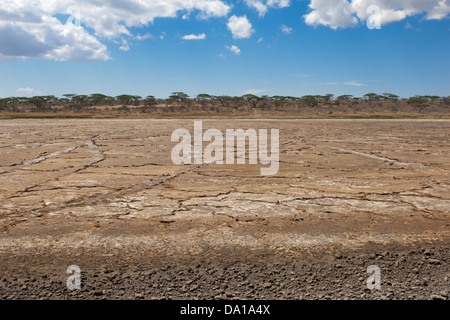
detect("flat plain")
[0,119,449,299]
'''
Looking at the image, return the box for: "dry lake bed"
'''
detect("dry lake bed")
[0,119,449,299]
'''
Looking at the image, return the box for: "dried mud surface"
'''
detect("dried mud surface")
[0,119,449,300]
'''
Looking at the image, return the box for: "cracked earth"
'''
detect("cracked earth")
[0,119,449,300]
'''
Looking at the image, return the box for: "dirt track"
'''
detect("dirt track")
[0,119,449,300]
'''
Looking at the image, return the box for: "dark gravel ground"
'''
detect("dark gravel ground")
[0,241,448,300]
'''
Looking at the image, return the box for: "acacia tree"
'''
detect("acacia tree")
[27,96,56,111]
[103,96,117,106]
[242,94,262,109]
[116,94,141,105]
[381,93,399,101]
[63,94,76,102]
[363,93,382,101]
[407,96,429,113]
[1,97,18,111]
[73,95,89,105]
[321,94,334,103]
[0,98,7,110]
[213,95,232,108]
[89,93,109,105]
[301,95,319,107]
[196,94,213,107]
[169,92,190,102]
[144,95,156,105]
[336,95,353,105]
[196,93,212,101]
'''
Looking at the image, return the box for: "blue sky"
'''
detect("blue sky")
[0,0,449,99]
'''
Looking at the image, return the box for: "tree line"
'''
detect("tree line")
[1,92,449,114]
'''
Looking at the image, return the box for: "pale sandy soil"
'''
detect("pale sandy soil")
[0,119,448,299]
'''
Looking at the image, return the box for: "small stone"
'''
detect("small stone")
[95,290,107,296]
[428,259,441,265]
[431,295,445,300]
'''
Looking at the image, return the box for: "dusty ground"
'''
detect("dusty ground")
[0,119,449,300]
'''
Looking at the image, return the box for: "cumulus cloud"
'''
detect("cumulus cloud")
[182,33,207,40]
[245,1,269,17]
[281,25,293,34]
[0,0,230,62]
[119,39,130,52]
[136,33,155,41]
[226,45,241,55]
[304,0,358,29]
[227,15,255,39]
[245,0,291,17]
[267,0,291,8]
[17,87,43,96]
[0,14,110,61]
[304,0,450,29]
[343,81,366,87]
[243,89,268,95]
[324,81,367,86]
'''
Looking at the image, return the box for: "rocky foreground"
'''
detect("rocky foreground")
[0,119,448,299]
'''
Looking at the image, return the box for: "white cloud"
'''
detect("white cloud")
[281,24,293,34]
[227,15,255,39]
[226,45,241,55]
[243,89,268,95]
[343,81,366,87]
[304,0,358,29]
[245,0,291,17]
[324,81,367,86]
[245,1,268,17]
[267,0,291,8]
[136,33,155,41]
[304,0,450,29]
[17,87,43,96]
[426,0,450,19]
[119,39,130,51]
[0,14,110,62]
[0,0,230,62]
[182,33,207,40]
